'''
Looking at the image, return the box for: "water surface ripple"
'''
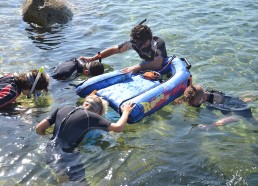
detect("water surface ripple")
[0,0,257,185]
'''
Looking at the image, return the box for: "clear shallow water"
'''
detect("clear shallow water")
[0,0,258,185]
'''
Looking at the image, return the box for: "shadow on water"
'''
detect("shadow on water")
[25,23,67,50]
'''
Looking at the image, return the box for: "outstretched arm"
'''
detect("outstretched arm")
[108,102,135,132]
[213,116,240,126]
[198,116,240,131]
[35,119,50,135]
[80,46,121,62]
[242,95,258,103]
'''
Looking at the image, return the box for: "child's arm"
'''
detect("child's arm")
[242,95,258,103]
[197,116,239,131]
[108,102,135,132]
[35,119,50,135]
[213,116,240,126]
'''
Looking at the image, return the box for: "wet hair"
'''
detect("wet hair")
[130,24,152,42]
[84,95,108,116]
[15,69,49,91]
[83,61,104,77]
[183,85,204,106]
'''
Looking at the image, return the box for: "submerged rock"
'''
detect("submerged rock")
[22,0,73,27]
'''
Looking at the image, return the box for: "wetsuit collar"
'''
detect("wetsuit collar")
[206,92,214,104]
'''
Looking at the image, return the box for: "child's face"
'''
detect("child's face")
[82,63,91,76]
[82,69,90,76]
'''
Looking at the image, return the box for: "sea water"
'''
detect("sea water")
[0,0,257,185]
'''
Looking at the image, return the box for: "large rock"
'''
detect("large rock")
[22,0,73,26]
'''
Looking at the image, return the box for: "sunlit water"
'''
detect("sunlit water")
[0,0,258,185]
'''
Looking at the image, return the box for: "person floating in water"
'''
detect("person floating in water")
[79,19,167,74]
[52,58,104,81]
[181,84,258,130]
[0,67,49,108]
[35,94,135,183]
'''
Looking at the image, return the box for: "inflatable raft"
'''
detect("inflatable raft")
[76,56,192,123]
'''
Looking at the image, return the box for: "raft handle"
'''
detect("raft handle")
[180,58,191,70]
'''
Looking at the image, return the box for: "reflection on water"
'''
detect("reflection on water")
[25,24,67,50]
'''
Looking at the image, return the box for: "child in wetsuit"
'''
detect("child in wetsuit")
[35,95,135,182]
[182,84,258,127]
[52,58,104,81]
[0,69,49,108]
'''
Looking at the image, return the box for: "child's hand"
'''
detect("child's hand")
[120,65,140,74]
[79,56,92,62]
[121,102,136,114]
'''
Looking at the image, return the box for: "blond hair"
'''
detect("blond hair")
[84,95,108,116]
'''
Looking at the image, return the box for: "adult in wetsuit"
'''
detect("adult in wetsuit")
[0,70,49,108]
[182,84,258,128]
[79,19,167,74]
[52,58,104,81]
[35,95,135,182]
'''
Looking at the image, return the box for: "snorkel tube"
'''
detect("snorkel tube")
[139,19,147,25]
[27,66,44,99]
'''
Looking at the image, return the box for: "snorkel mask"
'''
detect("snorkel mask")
[130,38,147,49]
[27,66,44,99]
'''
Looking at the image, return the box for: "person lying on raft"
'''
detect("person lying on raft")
[79,19,167,74]
[178,84,258,130]
[0,68,49,109]
[35,94,135,182]
[52,58,104,81]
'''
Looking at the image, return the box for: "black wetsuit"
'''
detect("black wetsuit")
[205,90,254,120]
[47,106,111,151]
[45,106,111,182]
[118,36,167,61]
[52,58,84,80]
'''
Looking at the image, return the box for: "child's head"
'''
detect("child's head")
[14,69,49,98]
[183,84,205,107]
[130,24,152,44]
[15,69,49,91]
[83,95,108,116]
[82,61,104,77]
